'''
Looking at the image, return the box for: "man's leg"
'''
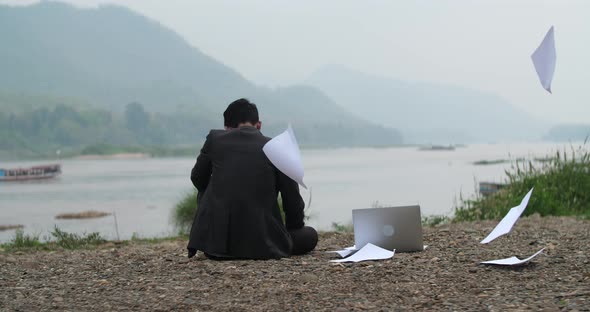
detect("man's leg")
[288,226,318,255]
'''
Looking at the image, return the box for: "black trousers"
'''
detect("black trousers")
[203,226,318,260]
[289,226,318,255]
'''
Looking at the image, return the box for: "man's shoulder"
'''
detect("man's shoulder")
[208,129,226,137]
[261,134,272,143]
[205,128,272,146]
[204,129,226,141]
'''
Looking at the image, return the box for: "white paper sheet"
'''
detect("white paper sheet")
[330,243,395,263]
[262,125,306,188]
[531,26,556,94]
[327,246,357,258]
[480,188,534,244]
[481,248,545,266]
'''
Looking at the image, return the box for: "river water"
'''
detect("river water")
[0,142,573,242]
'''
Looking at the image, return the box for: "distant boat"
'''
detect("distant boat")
[0,164,61,181]
[418,145,456,151]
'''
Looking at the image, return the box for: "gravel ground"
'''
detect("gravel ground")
[1,215,589,311]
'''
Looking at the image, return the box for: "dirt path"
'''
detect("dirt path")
[1,216,589,311]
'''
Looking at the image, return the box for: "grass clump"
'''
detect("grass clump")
[422,215,450,227]
[3,229,43,250]
[455,146,590,221]
[331,222,353,233]
[1,227,105,252]
[172,191,198,234]
[50,226,105,249]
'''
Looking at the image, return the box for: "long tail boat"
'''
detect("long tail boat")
[0,164,61,181]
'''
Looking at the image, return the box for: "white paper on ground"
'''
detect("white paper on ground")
[262,125,306,188]
[531,26,556,93]
[327,246,358,258]
[481,248,545,266]
[481,188,534,244]
[330,243,395,263]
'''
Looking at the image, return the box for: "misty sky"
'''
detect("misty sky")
[3,0,590,124]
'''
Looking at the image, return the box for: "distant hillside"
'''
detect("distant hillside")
[307,65,547,144]
[0,2,250,113]
[544,124,590,142]
[0,91,92,113]
[0,2,402,147]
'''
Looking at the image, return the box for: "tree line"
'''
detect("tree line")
[0,102,216,154]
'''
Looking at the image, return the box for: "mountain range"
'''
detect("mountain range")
[0,2,402,147]
[306,65,548,144]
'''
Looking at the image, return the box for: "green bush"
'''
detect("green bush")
[50,226,105,249]
[422,215,450,227]
[455,146,590,221]
[1,227,104,251]
[172,191,199,234]
[331,222,353,232]
[4,229,42,249]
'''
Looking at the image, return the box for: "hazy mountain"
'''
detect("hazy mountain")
[0,2,402,147]
[307,65,547,144]
[544,124,590,142]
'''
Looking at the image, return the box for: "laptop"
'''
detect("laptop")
[352,205,423,252]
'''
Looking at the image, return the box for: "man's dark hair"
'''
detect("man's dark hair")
[223,98,259,128]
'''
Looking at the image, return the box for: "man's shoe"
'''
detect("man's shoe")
[188,248,197,259]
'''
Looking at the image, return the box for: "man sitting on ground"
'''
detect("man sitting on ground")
[187,98,318,260]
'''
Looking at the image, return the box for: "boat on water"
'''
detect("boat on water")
[418,145,456,151]
[0,164,61,181]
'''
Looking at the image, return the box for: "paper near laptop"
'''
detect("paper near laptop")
[330,244,395,263]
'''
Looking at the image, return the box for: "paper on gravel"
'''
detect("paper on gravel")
[481,188,534,244]
[263,125,306,188]
[329,245,427,258]
[531,26,556,94]
[327,246,357,258]
[330,243,395,263]
[481,248,545,266]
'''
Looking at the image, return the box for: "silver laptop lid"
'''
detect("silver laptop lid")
[352,205,423,252]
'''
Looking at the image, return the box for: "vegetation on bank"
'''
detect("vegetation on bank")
[0,102,212,160]
[1,227,105,251]
[455,146,590,221]
[172,191,199,234]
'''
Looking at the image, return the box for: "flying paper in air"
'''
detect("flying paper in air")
[263,125,306,188]
[531,26,556,94]
[480,188,534,244]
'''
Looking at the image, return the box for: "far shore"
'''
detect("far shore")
[73,153,151,160]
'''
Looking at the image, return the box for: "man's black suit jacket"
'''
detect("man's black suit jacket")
[187,126,305,259]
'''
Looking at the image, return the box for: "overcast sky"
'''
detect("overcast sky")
[3,0,590,124]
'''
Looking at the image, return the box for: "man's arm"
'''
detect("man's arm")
[278,171,305,230]
[190,133,213,192]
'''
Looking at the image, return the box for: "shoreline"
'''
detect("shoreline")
[73,153,151,160]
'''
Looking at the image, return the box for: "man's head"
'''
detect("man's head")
[223,98,261,130]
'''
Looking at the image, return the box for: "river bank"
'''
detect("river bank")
[1,216,588,311]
